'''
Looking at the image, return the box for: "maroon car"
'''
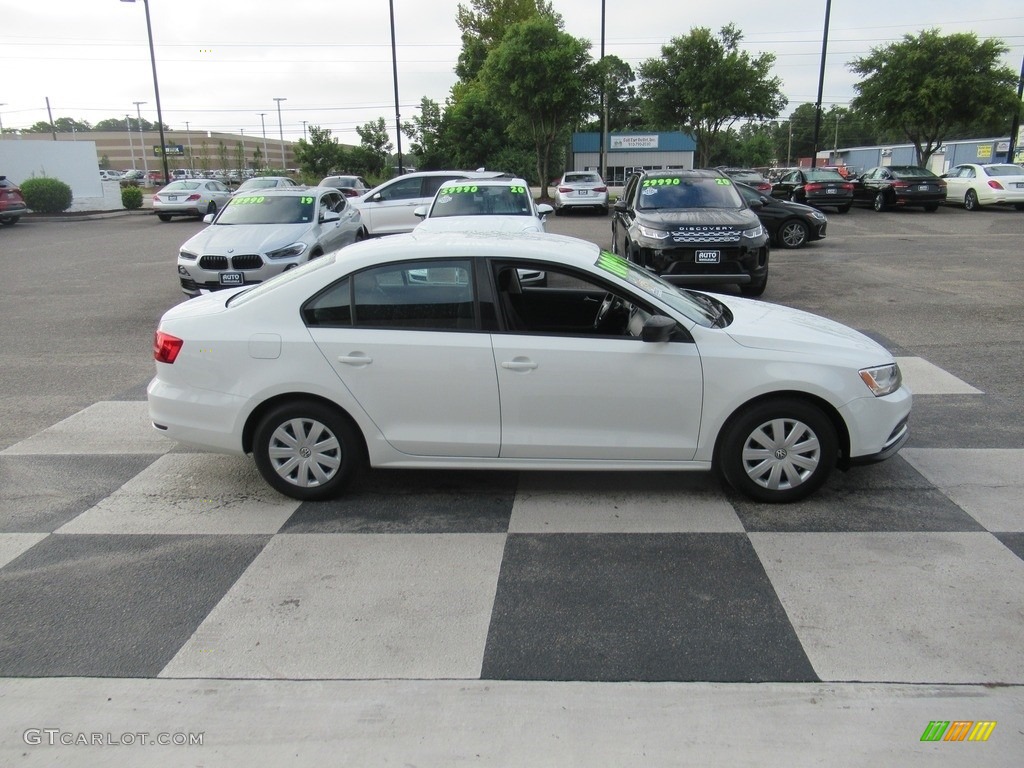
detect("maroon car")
[0,176,28,225]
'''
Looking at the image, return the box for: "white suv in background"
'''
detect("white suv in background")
[353,170,507,237]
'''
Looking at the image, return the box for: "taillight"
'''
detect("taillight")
[594,186,608,192]
[186,193,202,201]
[892,181,910,190]
[154,331,183,364]
[804,183,822,193]
[558,187,573,193]
[756,182,772,192]
[988,180,1005,190]
[841,182,854,191]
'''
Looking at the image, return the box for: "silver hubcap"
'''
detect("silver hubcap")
[741,418,821,491]
[267,417,342,488]
[781,222,805,247]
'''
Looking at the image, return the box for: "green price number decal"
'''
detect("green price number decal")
[235,196,266,205]
[509,186,527,194]
[300,196,314,204]
[715,178,732,185]
[642,178,681,187]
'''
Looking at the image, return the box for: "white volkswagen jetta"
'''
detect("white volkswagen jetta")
[149,232,911,504]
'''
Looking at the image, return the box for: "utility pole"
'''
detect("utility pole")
[810,0,832,169]
[184,121,194,171]
[126,114,136,170]
[1006,51,1024,164]
[258,113,269,171]
[134,101,149,180]
[273,98,287,171]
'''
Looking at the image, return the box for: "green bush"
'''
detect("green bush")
[121,185,143,210]
[20,177,73,214]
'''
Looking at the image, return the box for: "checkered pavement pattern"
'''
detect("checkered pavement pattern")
[1,356,1022,685]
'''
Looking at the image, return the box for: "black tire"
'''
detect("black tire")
[964,190,979,211]
[777,219,809,249]
[554,207,565,216]
[0,216,19,226]
[718,398,837,503]
[157,213,172,222]
[252,400,364,501]
[924,203,939,212]
[354,228,366,242]
[835,204,851,214]
[1014,204,1024,211]
[206,201,218,216]
[740,271,768,297]
[872,192,888,212]
[600,205,609,216]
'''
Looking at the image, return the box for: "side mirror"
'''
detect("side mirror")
[321,210,340,223]
[413,205,428,219]
[613,199,628,212]
[203,213,215,224]
[641,315,678,343]
[536,203,553,215]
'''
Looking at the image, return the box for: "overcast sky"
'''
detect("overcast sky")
[2,1,1021,145]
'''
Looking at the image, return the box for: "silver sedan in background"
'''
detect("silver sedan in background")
[152,179,233,222]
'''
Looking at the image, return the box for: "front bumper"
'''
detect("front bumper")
[636,242,769,286]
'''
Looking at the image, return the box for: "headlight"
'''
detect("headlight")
[179,249,198,261]
[859,363,902,397]
[811,211,827,221]
[266,243,308,259]
[741,224,765,239]
[638,225,670,240]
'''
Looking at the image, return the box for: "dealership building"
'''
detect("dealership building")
[570,132,697,185]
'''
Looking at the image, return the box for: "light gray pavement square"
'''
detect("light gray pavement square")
[750,532,1024,684]
[160,533,506,680]
[0,533,48,569]
[509,472,743,533]
[902,449,1024,532]
[895,356,983,395]
[0,402,173,456]
[56,454,300,535]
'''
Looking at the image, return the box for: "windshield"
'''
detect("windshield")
[217,195,316,225]
[429,184,532,217]
[564,173,601,184]
[637,177,742,210]
[803,170,845,182]
[594,251,722,327]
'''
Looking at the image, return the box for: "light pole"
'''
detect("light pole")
[126,114,136,170]
[258,113,269,171]
[273,97,286,171]
[0,103,6,138]
[388,0,403,174]
[302,120,307,141]
[123,0,170,185]
[810,0,832,169]
[184,120,194,171]
[134,100,148,180]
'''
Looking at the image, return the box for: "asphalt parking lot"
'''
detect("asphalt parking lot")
[1,204,1022,765]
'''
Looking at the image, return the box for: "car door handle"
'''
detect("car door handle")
[337,354,372,366]
[500,359,538,371]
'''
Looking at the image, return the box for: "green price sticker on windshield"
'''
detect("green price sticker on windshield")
[715,178,732,185]
[300,196,314,204]
[642,178,681,187]
[447,185,479,194]
[509,186,527,194]
[234,196,266,205]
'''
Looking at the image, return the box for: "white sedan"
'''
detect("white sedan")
[149,232,911,504]
[152,179,233,222]
[941,163,1024,211]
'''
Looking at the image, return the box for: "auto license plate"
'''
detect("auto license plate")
[695,250,720,264]
[219,271,243,287]
[167,195,178,201]
[918,185,930,191]
[577,190,590,196]
[826,188,837,194]
[1016,183,1024,189]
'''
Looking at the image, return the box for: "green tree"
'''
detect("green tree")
[583,55,641,133]
[217,141,229,173]
[93,116,168,132]
[638,24,786,168]
[23,117,92,134]
[402,97,448,170]
[234,142,246,176]
[354,118,394,176]
[479,17,592,196]
[455,0,562,81]
[293,125,346,178]
[850,30,1021,166]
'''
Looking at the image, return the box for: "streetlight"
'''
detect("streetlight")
[123,0,171,185]
[0,103,7,138]
[184,120,193,171]
[301,120,307,141]
[388,0,403,174]
[273,97,286,171]
[258,113,269,171]
[134,100,148,179]
[126,114,136,170]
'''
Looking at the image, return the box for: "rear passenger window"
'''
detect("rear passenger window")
[302,278,351,327]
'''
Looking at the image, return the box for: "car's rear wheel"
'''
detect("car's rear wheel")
[252,400,364,501]
[872,192,888,212]
[924,203,939,212]
[964,190,980,211]
[157,213,172,222]
[719,398,837,503]
[0,217,19,226]
[206,201,218,216]
[836,204,851,214]
[778,219,808,249]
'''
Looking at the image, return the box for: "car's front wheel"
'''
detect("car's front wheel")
[778,219,808,249]
[718,398,837,503]
[0,216,19,226]
[252,400,364,501]
[206,201,218,216]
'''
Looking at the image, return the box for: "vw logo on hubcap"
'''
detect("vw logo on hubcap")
[299,447,312,459]
[774,448,788,460]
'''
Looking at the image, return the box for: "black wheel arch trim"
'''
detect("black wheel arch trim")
[242,393,367,458]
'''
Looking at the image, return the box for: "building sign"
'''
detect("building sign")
[153,145,185,157]
[611,135,660,150]
[976,144,993,159]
